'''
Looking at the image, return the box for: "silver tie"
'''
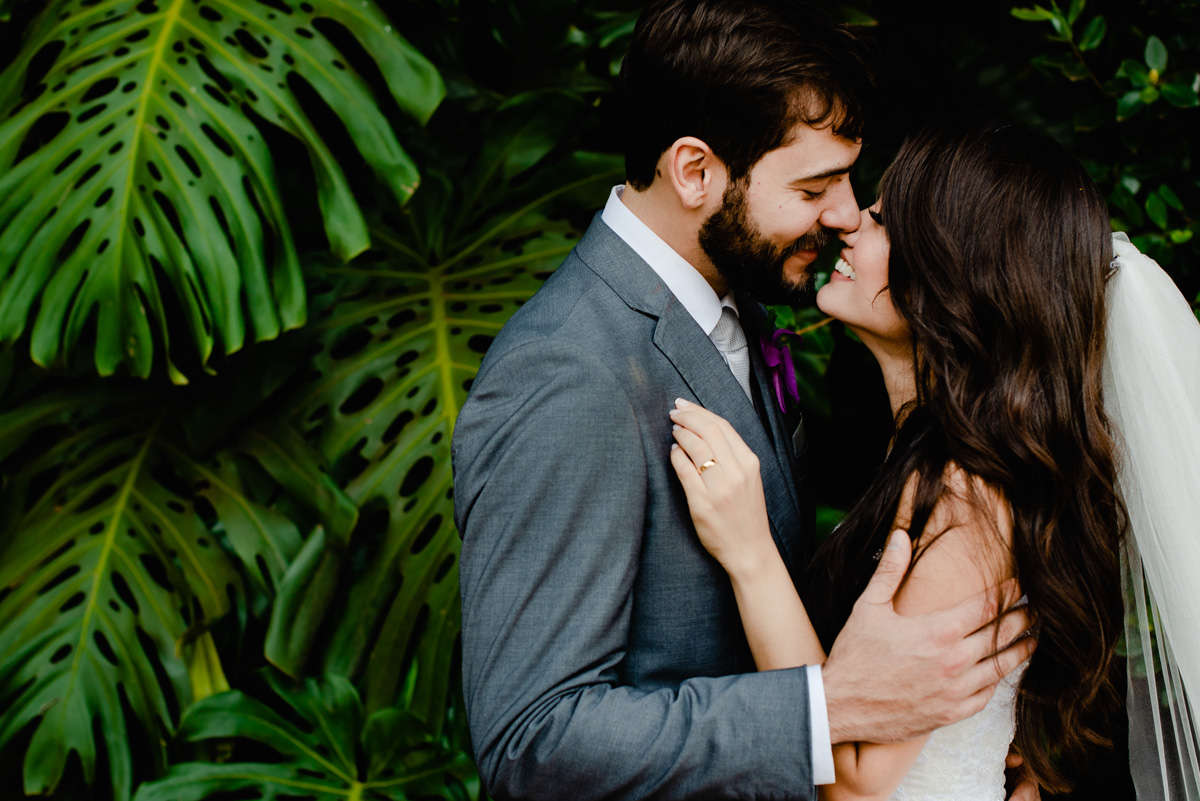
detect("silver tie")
[709,306,752,401]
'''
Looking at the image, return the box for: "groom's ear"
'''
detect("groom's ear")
[663,137,726,211]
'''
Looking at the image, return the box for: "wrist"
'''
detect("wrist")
[821,662,854,745]
[723,534,782,585]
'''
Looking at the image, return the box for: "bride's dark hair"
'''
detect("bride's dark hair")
[806,123,1126,792]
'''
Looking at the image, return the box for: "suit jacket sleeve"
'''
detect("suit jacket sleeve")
[453,337,816,801]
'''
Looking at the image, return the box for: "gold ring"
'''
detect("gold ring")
[698,458,718,474]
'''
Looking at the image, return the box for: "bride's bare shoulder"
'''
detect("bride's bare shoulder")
[892,464,1014,617]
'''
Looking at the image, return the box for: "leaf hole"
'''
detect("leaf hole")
[399,457,434,498]
[233,28,268,58]
[433,553,456,583]
[383,411,414,443]
[92,630,119,666]
[468,334,494,355]
[60,592,87,612]
[49,644,72,664]
[410,514,442,554]
[329,326,371,360]
[138,553,173,593]
[174,144,202,178]
[81,76,119,103]
[339,377,383,414]
[72,162,102,189]
[112,571,139,615]
[76,480,114,512]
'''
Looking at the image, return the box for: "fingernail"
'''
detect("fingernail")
[671,443,679,450]
[675,397,692,407]
[668,408,679,418]
[672,424,681,431]
[886,531,906,552]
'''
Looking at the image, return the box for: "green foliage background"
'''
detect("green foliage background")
[0,0,1194,799]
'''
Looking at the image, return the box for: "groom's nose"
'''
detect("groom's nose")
[819,179,861,234]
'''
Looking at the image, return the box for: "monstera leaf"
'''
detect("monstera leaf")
[0,387,350,800]
[133,670,477,801]
[262,102,622,724]
[0,0,443,380]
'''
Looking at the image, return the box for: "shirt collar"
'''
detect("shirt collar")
[600,184,738,335]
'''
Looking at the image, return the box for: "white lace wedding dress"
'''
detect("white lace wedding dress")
[889,667,1025,801]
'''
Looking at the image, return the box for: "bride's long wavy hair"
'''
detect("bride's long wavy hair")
[806,124,1127,792]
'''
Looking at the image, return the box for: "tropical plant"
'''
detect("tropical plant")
[0,0,442,380]
[0,2,631,799]
[132,671,477,801]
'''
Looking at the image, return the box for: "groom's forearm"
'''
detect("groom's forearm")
[474,672,818,801]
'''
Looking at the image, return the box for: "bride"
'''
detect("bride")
[668,123,1200,800]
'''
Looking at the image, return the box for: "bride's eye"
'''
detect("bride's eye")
[868,209,884,226]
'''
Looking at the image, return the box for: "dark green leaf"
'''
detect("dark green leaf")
[1110,186,1145,226]
[1117,90,1144,120]
[1078,16,1106,50]
[132,672,476,801]
[1067,0,1085,25]
[1159,185,1185,212]
[1162,81,1200,108]
[1146,192,1169,230]
[837,5,879,25]
[1145,35,1168,72]
[0,0,444,380]
[1118,59,1151,87]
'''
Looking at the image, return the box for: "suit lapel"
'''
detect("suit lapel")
[575,214,806,569]
[650,298,802,574]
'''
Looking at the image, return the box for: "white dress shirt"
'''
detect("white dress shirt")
[601,185,836,785]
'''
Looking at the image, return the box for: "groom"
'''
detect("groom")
[452,2,1036,798]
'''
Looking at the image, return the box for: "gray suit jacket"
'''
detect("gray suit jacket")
[453,214,817,800]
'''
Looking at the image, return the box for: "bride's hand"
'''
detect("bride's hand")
[668,398,776,578]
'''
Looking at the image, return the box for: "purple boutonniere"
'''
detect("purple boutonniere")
[758,317,835,414]
[759,328,800,415]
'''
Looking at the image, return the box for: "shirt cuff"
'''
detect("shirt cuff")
[807,664,835,785]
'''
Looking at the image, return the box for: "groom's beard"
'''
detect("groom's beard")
[699,180,834,305]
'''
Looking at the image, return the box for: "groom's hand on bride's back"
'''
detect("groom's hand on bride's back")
[821,530,1035,744]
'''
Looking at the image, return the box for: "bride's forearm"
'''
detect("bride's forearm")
[726,548,927,801]
[726,547,826,670]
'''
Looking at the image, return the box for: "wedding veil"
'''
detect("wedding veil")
[1103,232,1200,800]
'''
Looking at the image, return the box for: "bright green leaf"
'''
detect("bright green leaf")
[1145,192,1169,229]
[1078,16,1106,50]
[1169,229,1194,245]
[1068,0,1085,25]
[0,0,444,380]
[1145,35,1168,72]
[1120,175,1142,196]
[1117,90,1145,120]
[1140,86,1161,104]
[1011,6,1055,21]
[1049,14,1070,39]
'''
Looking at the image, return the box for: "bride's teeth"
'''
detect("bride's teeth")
[834,258,856,280]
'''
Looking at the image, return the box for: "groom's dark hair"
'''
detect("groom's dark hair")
[620,0,872,189]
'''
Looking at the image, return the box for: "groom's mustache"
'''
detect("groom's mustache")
[781,226,836,260]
